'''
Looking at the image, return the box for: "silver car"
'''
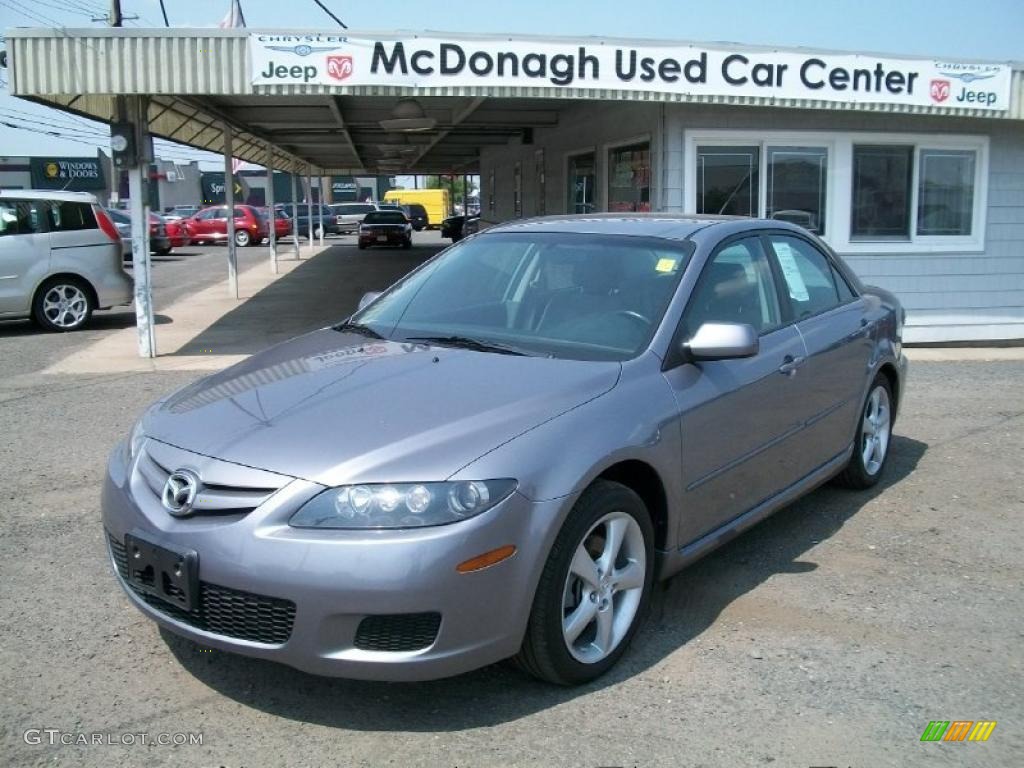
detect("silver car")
[0,190,133,331]
[103,215,907,684]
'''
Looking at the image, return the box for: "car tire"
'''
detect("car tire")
[402,237,412,250]
[834,374,894,490]
[155,246,172,256]
[357,242,367,250]
[234,230,251,247]
[32,276,95,332]
[514,479,654,685]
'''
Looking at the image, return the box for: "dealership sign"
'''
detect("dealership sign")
[251,34,1012,111]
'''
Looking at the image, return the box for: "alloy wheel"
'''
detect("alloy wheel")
[561,511,646,664]
[42,284,89,329]
[861,385,892,475]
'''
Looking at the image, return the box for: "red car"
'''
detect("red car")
[185,204,281,247]
[264,207,293,240]
[163,217,191,248]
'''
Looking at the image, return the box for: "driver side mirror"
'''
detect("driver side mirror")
[358,291,382,311]
[683,322,759,361]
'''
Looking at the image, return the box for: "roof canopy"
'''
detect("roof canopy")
[5,28,1022,174]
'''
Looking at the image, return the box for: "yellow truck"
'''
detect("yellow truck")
[382,188,451,229]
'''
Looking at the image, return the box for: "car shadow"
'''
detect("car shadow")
[170,243,439,357]
[161,435,927,730]
[0,313,172,337]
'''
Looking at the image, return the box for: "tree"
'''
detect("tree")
[424,174,477,203]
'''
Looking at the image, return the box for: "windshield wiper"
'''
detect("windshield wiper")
[332,321,384,339]
[406,335,538,357]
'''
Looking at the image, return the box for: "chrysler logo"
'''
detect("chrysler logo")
[162,469,200,517]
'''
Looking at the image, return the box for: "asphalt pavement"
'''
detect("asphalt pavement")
[1,235,1021,768]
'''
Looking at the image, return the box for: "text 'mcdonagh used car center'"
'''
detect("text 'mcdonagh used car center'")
[4,27,1023,343]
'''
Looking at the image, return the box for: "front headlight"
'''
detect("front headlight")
[289,479,517,529]
[126,418,146,461]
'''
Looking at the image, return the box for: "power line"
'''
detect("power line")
[311,0,347,29]
[0,0,66,27]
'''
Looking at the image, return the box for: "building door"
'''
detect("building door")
[568,152,596,214]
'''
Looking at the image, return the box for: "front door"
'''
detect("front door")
[663,235,807,545]
[0,198,49,314]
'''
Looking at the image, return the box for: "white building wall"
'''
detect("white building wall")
[483,102,1024,343]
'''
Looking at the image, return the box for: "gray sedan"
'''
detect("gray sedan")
[102,214,907,685]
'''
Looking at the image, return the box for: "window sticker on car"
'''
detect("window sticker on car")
[773,241,810,301]
[655,257,678,273]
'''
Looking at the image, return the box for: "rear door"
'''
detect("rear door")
[0,198,49,314]
[763,232,872,475]
[664,235,807,543]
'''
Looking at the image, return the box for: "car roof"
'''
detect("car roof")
[0,189,99,203]
[485,213,806,241]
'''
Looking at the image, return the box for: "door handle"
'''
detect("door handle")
[778,355,805,375]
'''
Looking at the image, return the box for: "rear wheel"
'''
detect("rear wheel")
[357,242,368,250]
[234,230,251,247]
[515,480,654,685]
[834,374,893,489]
[154,246,172,256]
[32,277,94,332]
[402,237,412,250]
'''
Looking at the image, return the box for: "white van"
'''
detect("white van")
[0,190,133,331]
[329,202,378,234]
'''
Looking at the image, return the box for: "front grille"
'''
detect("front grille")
[354,612,441,652]
[135,450,278,516]
[108,534,296,645]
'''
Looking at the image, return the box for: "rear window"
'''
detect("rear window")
[340,204,376,214]
[47,201,97,232]
[364,211,407,224]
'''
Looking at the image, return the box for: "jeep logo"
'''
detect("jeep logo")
[258,61,319,82]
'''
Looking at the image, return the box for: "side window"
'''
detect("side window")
[767,234,841,318]
[47,201,97,232]
[195,208,218,221]
[0,200,41,236]
[684,237,781,335]
[831,264,857,302]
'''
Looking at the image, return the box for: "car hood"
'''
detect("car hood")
[145,329,620,487]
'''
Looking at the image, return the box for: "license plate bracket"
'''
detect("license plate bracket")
[124,532,199,612]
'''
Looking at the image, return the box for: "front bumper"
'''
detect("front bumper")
[101,440,563,681]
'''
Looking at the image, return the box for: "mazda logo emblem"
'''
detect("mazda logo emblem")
[162,469,200,517]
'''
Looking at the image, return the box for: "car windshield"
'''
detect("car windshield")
[353,232,692,361]
[364,212,407,225]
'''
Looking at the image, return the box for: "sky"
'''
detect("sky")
[1,0,1022,166]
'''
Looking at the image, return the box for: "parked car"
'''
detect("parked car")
[330,202,378,234]
[461,215,482,237]
[402,203,429,231]
[357,210,413,249]
[288,203,343,239]
[164,217,192,249]
[103,214,906,684]
[0,190,132,331]
[184,205,273,247]
[163,205,200,221]
[441,213,479,242]
[106,209,173,257]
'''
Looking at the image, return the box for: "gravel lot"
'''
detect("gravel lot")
[1,238,1021,768]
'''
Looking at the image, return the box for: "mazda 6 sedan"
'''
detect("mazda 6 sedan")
[103,214,907,685]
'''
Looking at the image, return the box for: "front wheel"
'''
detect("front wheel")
[834,374,894,489]
[515,480,654,685]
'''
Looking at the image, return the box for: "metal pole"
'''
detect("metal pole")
[109,0,123,26]
[223,123,238,299]
[317,174,325,246]
[128,163,155,358]
[265,142,278,274]
[306,165,314,248]
[291,172,300,259]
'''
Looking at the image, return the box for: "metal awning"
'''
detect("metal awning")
[5,28,1023,175]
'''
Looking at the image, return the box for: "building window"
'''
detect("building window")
[697,146,759,217]
[685,130,987,253]
[534,149,546,216]
[917,149,975,236]
[608,142,651,212]
[567,152,596,214]
[767,147,828,234]
[851,145,913,240]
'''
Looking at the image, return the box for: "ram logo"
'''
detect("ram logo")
[327,55,354,81]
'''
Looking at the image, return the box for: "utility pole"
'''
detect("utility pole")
[110,0,122,26]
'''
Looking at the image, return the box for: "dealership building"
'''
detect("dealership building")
[4,27,1023,348]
